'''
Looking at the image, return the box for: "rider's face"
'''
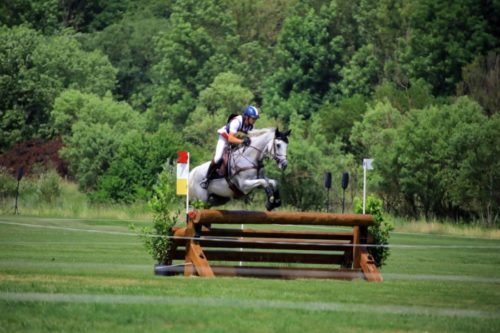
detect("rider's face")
[247,117,257,126]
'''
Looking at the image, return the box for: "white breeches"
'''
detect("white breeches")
[213,135,228,163]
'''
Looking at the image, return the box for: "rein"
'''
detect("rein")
[232,134,285,175]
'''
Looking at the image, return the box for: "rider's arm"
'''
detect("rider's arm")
[226,118,246,145]
[227,132,244,145]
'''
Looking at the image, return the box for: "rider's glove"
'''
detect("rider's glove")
[242,137,251,146]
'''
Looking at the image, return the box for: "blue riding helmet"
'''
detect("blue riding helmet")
[243,105,259,119]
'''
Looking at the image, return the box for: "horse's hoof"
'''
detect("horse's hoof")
[265,201,273,211]
[274,199,281,208]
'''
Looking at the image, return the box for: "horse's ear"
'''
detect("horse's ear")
[284,129,291,136]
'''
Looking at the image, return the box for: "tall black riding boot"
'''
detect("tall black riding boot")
[200,160,218,189]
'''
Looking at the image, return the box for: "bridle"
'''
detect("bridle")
[270,137,288,167]
[232,133,288,172]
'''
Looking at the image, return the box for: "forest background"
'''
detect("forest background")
[0,0,499,224]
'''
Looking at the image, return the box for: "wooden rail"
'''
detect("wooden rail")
[155,209,383,282]
[190,209,375,227]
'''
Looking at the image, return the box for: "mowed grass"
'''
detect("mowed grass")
[0,215,499,333]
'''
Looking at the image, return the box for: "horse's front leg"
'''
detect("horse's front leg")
[265,179,281,209]
[240,178,269,194]
[239,178,277,211]
[270,179,281,208]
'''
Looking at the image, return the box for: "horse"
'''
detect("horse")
[189,128,291,211]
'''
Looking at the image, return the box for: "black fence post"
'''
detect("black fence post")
[341,172,349,213]
[14,167,24,215]
[324,172,332,212]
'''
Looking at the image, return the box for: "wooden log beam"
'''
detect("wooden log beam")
[173,226,354,240]
[191,209,375,227]
[359,247,383,282]
[173,249,345,265]
[192,238,352,252]
[183,220,214,277]
[155,265,363,280]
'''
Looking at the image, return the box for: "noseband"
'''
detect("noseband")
[236,132,288,170]
[271,138,287,165]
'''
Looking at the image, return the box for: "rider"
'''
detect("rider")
[200,105,260,189]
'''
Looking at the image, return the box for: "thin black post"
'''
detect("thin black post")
[324,172,332,212]
[14,167,24,215]
[341,172,349,214]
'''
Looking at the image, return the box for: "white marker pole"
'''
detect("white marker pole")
[363,162,367,214]
[176,151,190,222]
[362,159,373,214]
[186,152,190,218]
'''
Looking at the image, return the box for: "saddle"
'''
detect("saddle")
[212,147,231,180]
[209,146,247,198]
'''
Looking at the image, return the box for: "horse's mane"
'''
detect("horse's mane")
[248,128,275,138]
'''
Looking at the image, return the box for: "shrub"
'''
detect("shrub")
[132,163,182,265]
[354,195,393,267]
[93,123,183,203]
[0,167,17,198]
[36,169,61,203]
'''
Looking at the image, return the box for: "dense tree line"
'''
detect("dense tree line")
[1,0,499,223]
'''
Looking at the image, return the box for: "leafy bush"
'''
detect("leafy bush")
[354,195,393,267]
[0,167,17,198]
[132,164,182,265]
[94,123,183,203]
[55,90,145,191]
[35,169,61,203]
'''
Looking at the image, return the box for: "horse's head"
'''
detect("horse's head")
[273,128,291,171]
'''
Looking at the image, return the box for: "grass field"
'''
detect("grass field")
[1,214,499,332]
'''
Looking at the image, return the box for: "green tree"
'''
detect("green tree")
[94,123,183,203]
[317,94,367,152]
[432,98,499,222]
[0,26,43,151]
[224,0,297,46]
[264,3,345,119]
[152,0,238,125]
[395,0,495,95]
[0,0,61,33]
[339,44,379,97]
[457,52,500,116]
[234,41,275,95]
[350,100,404,212]
[33,32,117,96]
[0,26,116,151]
[53,91,144,190]
[60,0,131,32]
[479,114,500,223]
[85,16,170,110]
[374,79,437,113]
[355,0,404,85]
[395,106,448,218]
[382,97,499,221]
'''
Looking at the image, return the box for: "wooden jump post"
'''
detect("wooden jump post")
[155,209,382,282]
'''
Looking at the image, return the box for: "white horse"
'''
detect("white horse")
[189,128,291,211]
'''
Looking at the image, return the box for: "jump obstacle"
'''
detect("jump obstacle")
[155,209,382,282]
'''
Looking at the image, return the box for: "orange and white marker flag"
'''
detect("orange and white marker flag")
[176,151,189,196]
